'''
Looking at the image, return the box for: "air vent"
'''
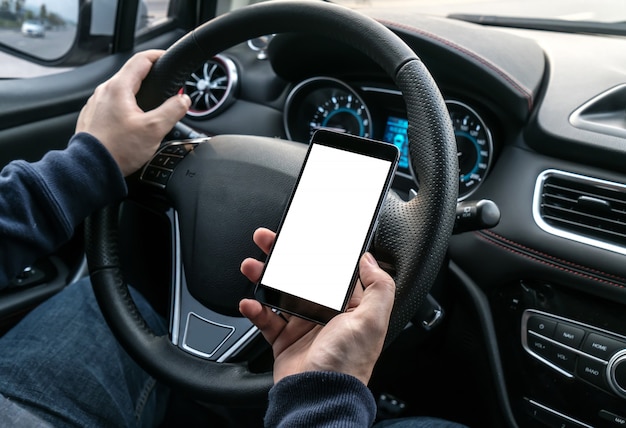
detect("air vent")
[533,169,626,254]
[181,55,238,118]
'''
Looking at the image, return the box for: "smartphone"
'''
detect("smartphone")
[254,129,400,324]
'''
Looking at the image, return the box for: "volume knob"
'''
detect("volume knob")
[608,350,626,399]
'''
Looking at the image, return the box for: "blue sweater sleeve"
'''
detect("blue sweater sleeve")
[0,133,127,287]
[265,371,377,427]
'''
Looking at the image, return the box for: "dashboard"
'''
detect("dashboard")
[3,2,626,426]
[281,76,494,200]
[172,11,626,427]
[180,55,496,201]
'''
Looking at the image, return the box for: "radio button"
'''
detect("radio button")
[547,346,577,373]
[527,315,557,338]
[528,334,551,358]
[576,356,608,390]
[599,410,626,426]
[582,333,625,362]
[554,323,585,349]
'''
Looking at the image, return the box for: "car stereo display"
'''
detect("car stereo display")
[382,116,410,171]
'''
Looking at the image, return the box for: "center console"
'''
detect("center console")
[492,280,626,427]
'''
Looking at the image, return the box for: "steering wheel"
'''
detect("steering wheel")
[85,1,458,405]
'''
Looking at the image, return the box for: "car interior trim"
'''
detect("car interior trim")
[168,208,182,346]
[0,257,69,319]
[168,209,260,362]
[569,83,626,139]
[526,399,593,428]
[216,324,261,364]
[182,312,236,359]
[478,229,626,289]
[448,261,519,428]
[378,19,535,111]
[67,256,89,287]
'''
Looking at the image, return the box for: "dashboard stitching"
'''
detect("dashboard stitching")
[481,230,626,283]
[379,19,533,111]
[476,232,626,289]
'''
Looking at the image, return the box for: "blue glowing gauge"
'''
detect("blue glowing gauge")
[283,77,373,143]
[447,100,494,200]
[310,91,372,139]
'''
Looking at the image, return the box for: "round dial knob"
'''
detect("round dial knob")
[608,350,626,399]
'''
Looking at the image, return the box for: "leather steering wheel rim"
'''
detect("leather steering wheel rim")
[85,1,458,404]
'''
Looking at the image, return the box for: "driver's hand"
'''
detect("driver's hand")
[239,227,396,386]
[75,50,191,177]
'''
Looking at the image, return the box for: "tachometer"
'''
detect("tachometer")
[310,92,371,138]
[447,100,493,200]
[284,77,373,142]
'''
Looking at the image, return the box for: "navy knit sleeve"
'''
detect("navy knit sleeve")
[0,133,127,287]
[265,371,377,427]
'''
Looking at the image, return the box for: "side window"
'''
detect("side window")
[0,0,171,79]
[138,0,169,33]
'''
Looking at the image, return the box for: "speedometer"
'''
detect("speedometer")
[381,99,493,199]
[447,100,494,200]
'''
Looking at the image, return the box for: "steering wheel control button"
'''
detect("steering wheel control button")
[577,356,609,390]
[582,333,625,361]
[527,315,557,338]
[153,154,183,169]
[161,144,192,156]
[554,323,585,349]
[141,166,172,187]
[141,142,200,188]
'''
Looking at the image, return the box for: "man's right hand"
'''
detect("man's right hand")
[239,227,396,386]
[75,49,191,177]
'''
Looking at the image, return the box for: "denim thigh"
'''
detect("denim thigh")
[0,278,168,427]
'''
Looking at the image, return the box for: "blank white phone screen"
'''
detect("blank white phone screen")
[260,143,393,311]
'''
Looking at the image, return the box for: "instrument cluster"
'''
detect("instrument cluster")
[283,76,495,200]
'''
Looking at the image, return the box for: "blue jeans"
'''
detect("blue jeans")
[0,278,168,427]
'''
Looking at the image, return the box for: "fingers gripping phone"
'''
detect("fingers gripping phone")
[254,129,400,324]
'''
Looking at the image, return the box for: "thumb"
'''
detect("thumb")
[356,252,396,316]
[145,93,191,134]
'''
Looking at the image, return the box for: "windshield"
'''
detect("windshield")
[330,0,626,24]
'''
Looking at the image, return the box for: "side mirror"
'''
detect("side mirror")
[0,0,145,68]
